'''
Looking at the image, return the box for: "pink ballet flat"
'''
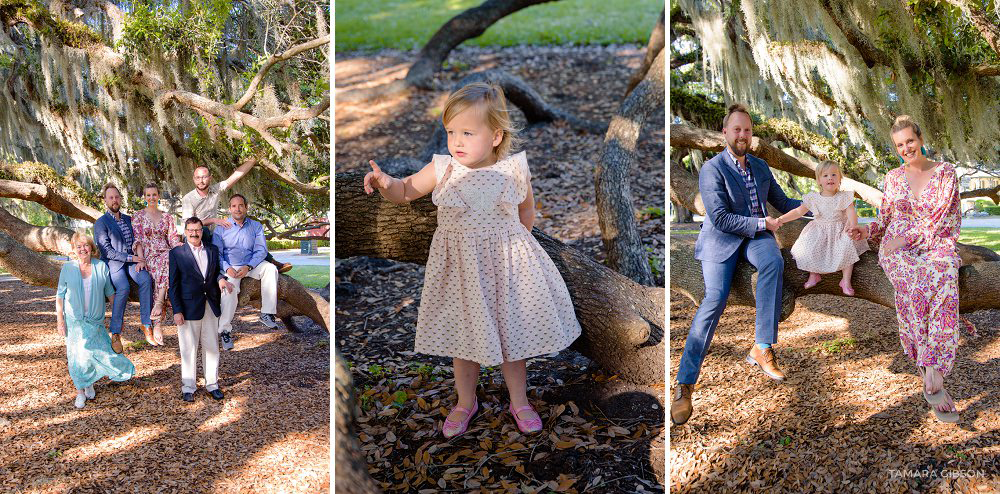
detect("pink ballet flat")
[509,404,543,434]
[803,274,821,289]
[839,280,855,296]
[442,400,478,439]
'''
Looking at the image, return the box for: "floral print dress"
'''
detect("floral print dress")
[867,162,961,375]
[132,209,182,321]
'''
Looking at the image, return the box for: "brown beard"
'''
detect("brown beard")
[730,140,749,157]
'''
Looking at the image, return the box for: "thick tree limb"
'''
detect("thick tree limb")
[336,171,664,384]
[233,35,331,111]
[671,234,1000,321]
[404,0,559,89]
[0,208,75,256]
[0,231,63,287]
[335,350,382,494]
[595,50,664,285]
[258,158,329,196]
[671,50,700,69]
[0,179,100,222]
[624,8,664,97]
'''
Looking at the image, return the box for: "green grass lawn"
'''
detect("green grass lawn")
[335,0,663,52]
[285,265,330,289]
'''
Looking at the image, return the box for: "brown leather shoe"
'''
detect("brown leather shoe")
[141,324,154,344]
[111,333,124,354]
[746,345,786,381]
[278,262,293,274]
[671,383,694,425]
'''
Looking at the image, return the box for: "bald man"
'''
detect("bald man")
[180,164,292,273]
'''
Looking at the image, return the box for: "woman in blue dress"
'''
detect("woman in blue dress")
[56,230,136,409]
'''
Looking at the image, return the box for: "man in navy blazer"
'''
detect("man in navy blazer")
[672,104,802,426]
[169,217,234,402]
[93,183,154,353]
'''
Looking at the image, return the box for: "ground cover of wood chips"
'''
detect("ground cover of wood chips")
[335,45,665,493]
[0,281,330,493]
[670,290,1000,493]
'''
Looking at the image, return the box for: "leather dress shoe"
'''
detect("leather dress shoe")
[209,389,224,401]
[182,392,195,402]
[746,345,786,381]
[110,333,124,354]
[671,383,694,425]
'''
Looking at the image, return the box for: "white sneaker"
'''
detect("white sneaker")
[84,386,95,399]
[74,394,86,409]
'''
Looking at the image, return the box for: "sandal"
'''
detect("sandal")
[509,404,543,434]
[152,323,164,346]
[917,366,945,405]
[442,400,478,438]
[931,389,960,423]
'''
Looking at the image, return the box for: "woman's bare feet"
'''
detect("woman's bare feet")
[839,279,855,296]
[923,366,944,396]
[804,273,821,289]
[932,387,959,423]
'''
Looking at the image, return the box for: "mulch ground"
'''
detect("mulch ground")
[335,44,665,493]
[0,281,330,493]
[669,291,1000,493]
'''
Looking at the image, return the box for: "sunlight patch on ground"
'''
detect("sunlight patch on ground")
[213,434,329,494]
[62,425,165,461]
[196,396,247,433]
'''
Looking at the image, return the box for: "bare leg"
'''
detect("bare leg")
[449,358,480,422]
[804,272,821,289]
[500,359,530,409]
[839,264,855,296]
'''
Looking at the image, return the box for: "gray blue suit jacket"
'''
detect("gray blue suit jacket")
[94,212,134,273]
[694,151,801,263]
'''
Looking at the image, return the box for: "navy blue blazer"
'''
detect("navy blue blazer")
[168,243,224,321]
[94,212,135,273]
[694,151,801,263]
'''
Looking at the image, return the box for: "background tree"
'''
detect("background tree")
[0,0,330,328]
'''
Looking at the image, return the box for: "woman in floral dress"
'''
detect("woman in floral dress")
[853,115,962,423]
[132,182,183,346]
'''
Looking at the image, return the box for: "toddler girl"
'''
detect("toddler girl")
[778,161,868,295]
[363,82,582,438]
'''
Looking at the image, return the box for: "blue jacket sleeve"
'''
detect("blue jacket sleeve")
[168,248,184,316]
[247,222,267,268]
[763,165,802,214]
[700,162,758,237]
[101,263,114,298]
[94,218,130,263]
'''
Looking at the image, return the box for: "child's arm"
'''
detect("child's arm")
[776,204,810,226]
[846,203,859,228]
[518,180,536,230]
[363,160,437,204]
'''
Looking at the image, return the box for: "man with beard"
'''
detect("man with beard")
[93,183,155,353]
[180,165,292,273]
[213,194,281,351]
[671,104,802,426]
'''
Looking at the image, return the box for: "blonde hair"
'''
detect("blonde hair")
[890,114,922,138]
[70,229,98,262]
[442,82,520,159]
[815,160,842,183]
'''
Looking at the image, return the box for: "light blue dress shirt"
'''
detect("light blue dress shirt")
[212,217,268,272]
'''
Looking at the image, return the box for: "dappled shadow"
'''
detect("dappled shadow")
[669,291,1000,492]
[0,280,329,493]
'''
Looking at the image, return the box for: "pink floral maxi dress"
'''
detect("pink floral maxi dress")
[867,162,961,375]
[414,152,582,366]
[132,209,182,323]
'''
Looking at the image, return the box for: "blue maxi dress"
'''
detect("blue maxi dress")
[57,259,135,389]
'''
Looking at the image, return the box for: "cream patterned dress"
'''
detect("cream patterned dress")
[414,152,582,366]
[790,190,868,273]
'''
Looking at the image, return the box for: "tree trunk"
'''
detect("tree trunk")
[671,201,693,223]
[624,8,664,97]
[336,171,664,385]
[595,49,664,286]
[335,349,383,494]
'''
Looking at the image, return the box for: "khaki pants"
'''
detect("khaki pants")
[218,262,278,334]
[178,302,220,393]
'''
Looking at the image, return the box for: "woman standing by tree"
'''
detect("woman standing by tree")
[852,115,962,423]
[133,183,183,346]
[56,231,136,409]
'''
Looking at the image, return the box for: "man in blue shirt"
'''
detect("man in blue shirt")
[213,194,281,350]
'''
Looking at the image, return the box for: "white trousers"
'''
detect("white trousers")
[218,261,278,334]
[178,302,220,393]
